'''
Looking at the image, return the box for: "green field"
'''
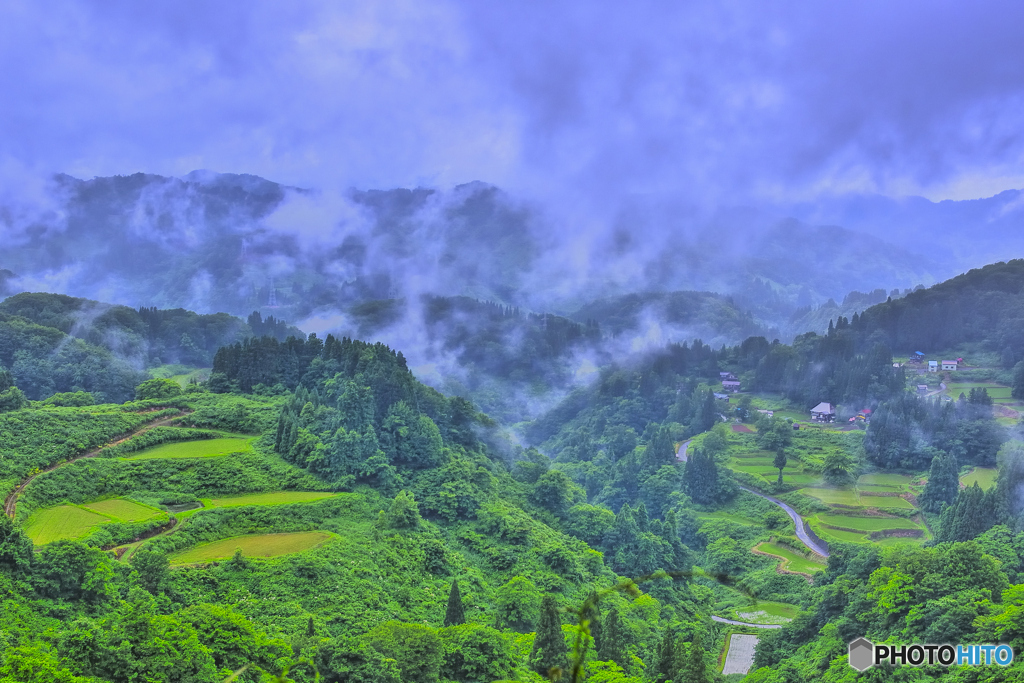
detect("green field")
[815,513,920,532]
[961,467,998,490]
[858,473,914,488]
[207,491,337,508]
[813,526,869,543]
[754,542,825,574]
[127,437,252,460]
[24,505,111,545]
[800,487,915,509]
[82,498,163,522]
[732,601,799,625]
[946,383,1014,404]
[696,511,763,526]
[169,531,334,564]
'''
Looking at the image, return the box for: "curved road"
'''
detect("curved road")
[712,615,782,629]
[675,439,693,462]
[739,486,829,558]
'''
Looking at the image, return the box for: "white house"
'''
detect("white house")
[811,402,836,423]
[722,380,741,392]
[928,360,939,372]
[941,360,958,371]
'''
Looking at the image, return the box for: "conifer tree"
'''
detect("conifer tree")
[584,591,602,653]
[920,453,959,512]
[773,447,787,485]
[444,579,466,627]
[598,607,628,669]
[530,595,568,679]
[655,631,676,683]
[679,633,709,683]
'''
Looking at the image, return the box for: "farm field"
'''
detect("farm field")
[82,498,164,522]
[126,437,252,460]
[961,467,998,490]
[169,531,334,564]
[814,513,920,532]
[695,510,764,526]
[754,542,825,574]
[206,491,337,507]
[945,382,1015,404]
[799,487,916,509]
[24,505,112,545]
[732,600,799,625]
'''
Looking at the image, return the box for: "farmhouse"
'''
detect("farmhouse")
[928,360,939,372]
[942,360,958,371]
[719,371,737,381]
[713,392,731,402]
[907,351,925,364]
[810,402,836,423]
[722,379,741,392]
[757,409,774,418]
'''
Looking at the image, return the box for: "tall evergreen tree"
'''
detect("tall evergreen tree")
[598,607,628,669]
[584,591,602,653]
[678,633,709,683]
[655,631,676,683]
[530,595,568,680]
[920,452,959,512]
[443,579,466,627]
[773,447,788,485]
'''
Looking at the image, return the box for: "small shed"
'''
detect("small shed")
[713,392,731,403]
[928,360,939,372]
[722,380,741,392]
[941,360,958,371]
[917,384,929,394]
[810,402,836,423]
[757,409,774,418]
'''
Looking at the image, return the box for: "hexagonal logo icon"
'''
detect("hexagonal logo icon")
[848,638,875,671]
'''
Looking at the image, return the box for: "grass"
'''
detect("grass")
[732,601,799,625]
[799,487,915,509]
[206,491,337,508]
[961,467,998,490]
[946,383,1014,403]
[82,498,163,522]
[169,531,334,564]
[815,513,920,532]
[696,511,762,526]
[127,437,252,460]
[813,526,869,543]
[858,473,914,488]
[24,505,111,545]
[754,542,825,574]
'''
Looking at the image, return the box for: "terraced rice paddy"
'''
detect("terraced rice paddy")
[815,513,920,532]
[207,491,337,507]
[754,542,825,574]
[23,498,166,545]
[169,531,333,564]
[24,505,112,545]
[126,437,252,460]
[799,487,915,509]
[732,601,798,625]
[961,467,998,489]
[82,498,164,522]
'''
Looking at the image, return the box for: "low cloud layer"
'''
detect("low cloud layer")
[1,1,1023,209]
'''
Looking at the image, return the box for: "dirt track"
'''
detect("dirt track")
[3,411,186,519]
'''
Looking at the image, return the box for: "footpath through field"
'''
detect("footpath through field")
[738,486,830,558]
[3,410,189,519]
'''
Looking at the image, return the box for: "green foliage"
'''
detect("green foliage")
[530,594,569,679]
[443,580,466,627]
[41,391,96,407]
[495,576,542,631]
[438,623,517,682]
[135,378,184,400]
[919,452,960,512]
[363,621,443,683]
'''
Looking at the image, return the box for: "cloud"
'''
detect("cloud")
[0,0,1022,210]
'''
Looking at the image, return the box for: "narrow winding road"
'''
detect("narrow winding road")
[739,486,830,558]
[675,439,693,462]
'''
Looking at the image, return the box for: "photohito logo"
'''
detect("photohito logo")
[848,638,1013,671]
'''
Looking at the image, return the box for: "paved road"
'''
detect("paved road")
[722,634,761,675]
[712,615,782,629]
[675,439,693,462]
[739,486,830,558]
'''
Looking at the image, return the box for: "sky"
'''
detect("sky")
[2,0,1024,207]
